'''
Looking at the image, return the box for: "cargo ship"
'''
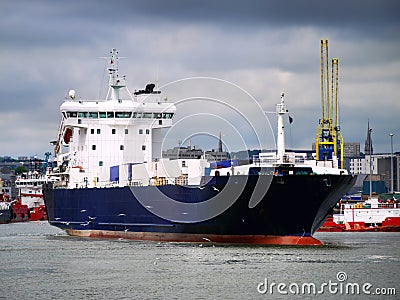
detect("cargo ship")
[43,49,356,245]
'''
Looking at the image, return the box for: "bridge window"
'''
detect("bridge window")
[143,112,152,118]
[115,112,132,118]
[162,113,174,119]
[67,112,77,118]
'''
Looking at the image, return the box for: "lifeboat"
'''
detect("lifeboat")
[62,127,73,145]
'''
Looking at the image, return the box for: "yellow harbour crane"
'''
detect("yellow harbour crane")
[315,39,344,168]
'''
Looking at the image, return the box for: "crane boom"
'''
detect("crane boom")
[320,39,330,121]
[331,57,344,168]
[331,58,339,128]
[315,39,344,169]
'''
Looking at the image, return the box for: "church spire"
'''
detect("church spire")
[364,120,373,155]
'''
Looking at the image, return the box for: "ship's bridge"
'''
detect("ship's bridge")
[60,98,175,128]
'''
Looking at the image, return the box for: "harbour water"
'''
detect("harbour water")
[0,222,398,299]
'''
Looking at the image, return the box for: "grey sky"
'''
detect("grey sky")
[0,0,399,157]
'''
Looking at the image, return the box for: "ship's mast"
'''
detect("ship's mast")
[276,92,287,164]
[108,48,126,101]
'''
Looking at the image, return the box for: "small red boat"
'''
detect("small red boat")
[11,199,30,222]
[319,196,400,232]
[16,174,48,221]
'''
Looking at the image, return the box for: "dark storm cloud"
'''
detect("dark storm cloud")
[101,0,399,28]
[4,0,399,38]
[0,0,399,156]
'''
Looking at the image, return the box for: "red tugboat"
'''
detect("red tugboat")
[318,194,400,232]
[11,198,30,222]
[15,173,48,221]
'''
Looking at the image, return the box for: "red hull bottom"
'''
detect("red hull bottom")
[66,229,323,246]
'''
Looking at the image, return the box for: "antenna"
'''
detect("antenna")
[98,50,127,101]
[107,49,126,101]
[155,64,159,90]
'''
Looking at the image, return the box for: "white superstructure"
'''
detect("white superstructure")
[51,49,177,188]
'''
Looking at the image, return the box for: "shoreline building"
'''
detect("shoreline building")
[348,122,398,192]
[349,153,399,193]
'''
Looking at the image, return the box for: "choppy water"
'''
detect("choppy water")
[0,222,399,299]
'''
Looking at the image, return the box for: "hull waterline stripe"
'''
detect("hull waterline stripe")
[65,229,323,246]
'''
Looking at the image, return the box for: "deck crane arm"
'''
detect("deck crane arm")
[331,57,344,168]
[315,39,344,168]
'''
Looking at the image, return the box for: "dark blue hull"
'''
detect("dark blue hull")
[43,174,356,245]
